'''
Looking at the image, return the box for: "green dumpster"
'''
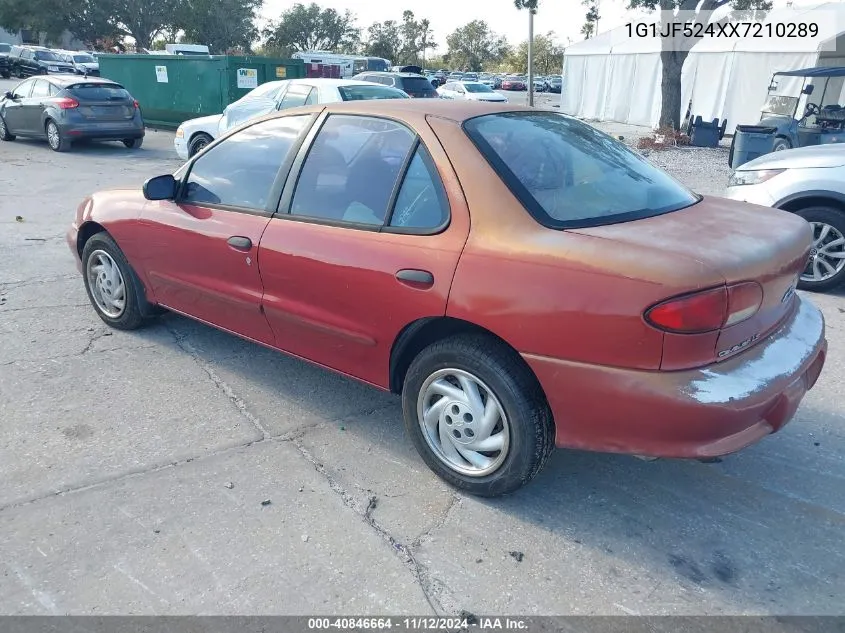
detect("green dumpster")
[97,54,306,128]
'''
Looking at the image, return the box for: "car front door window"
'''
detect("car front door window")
[181,114,312,212]
[287,115,416,226]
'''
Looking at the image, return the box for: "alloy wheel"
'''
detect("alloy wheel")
[46,122,61,150]
[417,368,510,477]
[803,221,845,283]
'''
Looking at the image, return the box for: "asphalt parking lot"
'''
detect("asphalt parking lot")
[1,75,844,616]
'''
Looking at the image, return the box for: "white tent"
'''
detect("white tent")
[561,2,845,132]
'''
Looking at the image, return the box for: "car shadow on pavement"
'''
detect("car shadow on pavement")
[134,311,845,615]
[8,135,180,162]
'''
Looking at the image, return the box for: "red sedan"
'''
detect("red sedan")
[501,77,526,91]
[67,101,827,496]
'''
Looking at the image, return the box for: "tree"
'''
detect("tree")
[446,20,510,72]
[364,20,401,62]
[510,31,564,75]
[0,0,76,42]
[581,3,600,38]
[176,0,261,53]
[263,2,360,57]
[397,10,436,66]
[627,0,772,129]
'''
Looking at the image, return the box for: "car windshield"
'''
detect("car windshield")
[761,94,799,117]
[464,83,494,93]
[73,54,95,63]
[67,84,130,100]
[338,85,410,101]
[464,112,698,229]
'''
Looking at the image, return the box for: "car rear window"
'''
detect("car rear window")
[67,84,131,100]
[338,85,409,101]
[399,77,436,93]
[0,44,10,53]
[463,112,699,229]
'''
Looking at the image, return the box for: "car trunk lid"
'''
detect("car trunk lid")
[571,196,812,366]
[66,84,136,121]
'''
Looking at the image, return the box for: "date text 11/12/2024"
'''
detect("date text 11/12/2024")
[307,617,529,630]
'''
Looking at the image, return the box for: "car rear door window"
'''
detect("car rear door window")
[401,77,437,95]
[30,79,50,98]
[388,145,449,230]
[288,115,416,226]
[279,84,313,109]
[181,115,312,212]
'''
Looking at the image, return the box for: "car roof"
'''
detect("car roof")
[359,71,425,78]
[41,75,120,87]
[319,98,534,122]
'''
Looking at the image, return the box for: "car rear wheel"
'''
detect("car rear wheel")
[188,133,213,157]
[795,206,845,292]
[46,120,69,152]
[0,115,15,141]
[123,137,143,149]
[82,232,147,330]
[402,334,555,497]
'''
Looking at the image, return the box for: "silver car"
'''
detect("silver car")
[724,143,845,292]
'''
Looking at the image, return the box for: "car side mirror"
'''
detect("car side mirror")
[4,91,14,100]
[143,174,177,201]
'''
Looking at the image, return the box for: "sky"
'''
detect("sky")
[259,0,814,55]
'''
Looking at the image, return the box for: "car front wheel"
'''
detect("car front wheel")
[81,232,148,330]
[402,334,555,497]
[796,206,845,292]
[0,115,15,141]
[772,137,792,152]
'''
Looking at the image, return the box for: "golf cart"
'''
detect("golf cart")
[729,66,845,166]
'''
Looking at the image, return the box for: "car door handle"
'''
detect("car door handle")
[396,269,434,287]
[227,236,252,251]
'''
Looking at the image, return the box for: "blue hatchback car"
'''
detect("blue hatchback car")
[0,75,144,152]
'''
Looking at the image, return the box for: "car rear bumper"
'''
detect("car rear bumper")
[60,120,144,141]
[523,294,827,458]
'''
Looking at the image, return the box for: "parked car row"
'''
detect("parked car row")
[423,69,563,93]
[0,44,99,78]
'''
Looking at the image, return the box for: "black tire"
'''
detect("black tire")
[38,67,47,75]
[402,334,555,497]
[772,136,792,152]
[793,206,845,292]
[45,119,70,152]
[0,115,15,141]
[123,137,143,149]
[0,71,9,79]
[188,133,213,157]
[81,232,149,330]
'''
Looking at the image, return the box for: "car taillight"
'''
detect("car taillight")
[645,282,763,334]
[725,281,764,326]
[53,97,79,109]
[133,99,139,109]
